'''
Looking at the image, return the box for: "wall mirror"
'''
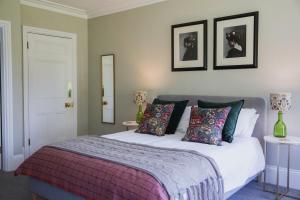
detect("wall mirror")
[101,54,115,124]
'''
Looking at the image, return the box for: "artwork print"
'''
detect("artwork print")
[172,20,207,71]
[214,12,259,70]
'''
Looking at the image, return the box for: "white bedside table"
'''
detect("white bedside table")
[263,135,300,200]
[122,121,138,131]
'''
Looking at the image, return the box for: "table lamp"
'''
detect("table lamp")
[134,91,147,124]
[270,93,291,138]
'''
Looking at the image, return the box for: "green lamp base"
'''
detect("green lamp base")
[273,111,287,138]
[136,104,144,124]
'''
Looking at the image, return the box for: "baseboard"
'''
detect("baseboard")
[265,165,300,190]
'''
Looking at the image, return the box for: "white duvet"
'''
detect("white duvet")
[103,130,265,194]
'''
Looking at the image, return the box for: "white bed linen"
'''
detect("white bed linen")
[102,131,265,193]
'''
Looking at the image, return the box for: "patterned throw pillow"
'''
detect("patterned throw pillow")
[198,99,244,143]
[182,106,231,145]
[152,99,189,134]
[135,104,175,136]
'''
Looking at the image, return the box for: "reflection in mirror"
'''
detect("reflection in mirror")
[101,54,115,124]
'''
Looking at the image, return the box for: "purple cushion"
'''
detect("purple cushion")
[182,106,231,145]
[136,104,175,136]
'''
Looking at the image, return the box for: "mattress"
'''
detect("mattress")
[103,130,265,193]
[27,130,265,200]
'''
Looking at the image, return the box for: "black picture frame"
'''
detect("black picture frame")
[214,12,259,70]
[172,20,207,72]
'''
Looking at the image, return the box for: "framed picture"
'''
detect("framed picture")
[214,12,259,70]
[172,20,207,71]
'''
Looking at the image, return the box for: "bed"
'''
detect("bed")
[16,95,266,200]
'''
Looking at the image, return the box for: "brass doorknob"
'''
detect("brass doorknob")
[102,101,108,106]
[65,102,74,108]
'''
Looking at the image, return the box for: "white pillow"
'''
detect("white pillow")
[176,106,192,133]
[243,114,259,137]
[234,108,259,137]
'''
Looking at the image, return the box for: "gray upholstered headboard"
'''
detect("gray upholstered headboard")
[157,95,267,144]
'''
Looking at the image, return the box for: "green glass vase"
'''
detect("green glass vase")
[136,104,143,124]
[273,111,287,138]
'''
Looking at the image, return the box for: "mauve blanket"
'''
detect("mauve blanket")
[16,136,224,200]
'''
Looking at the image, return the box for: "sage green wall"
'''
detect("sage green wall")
[88,0,300,168]
[21,5,89,140]
[0,0,23,155]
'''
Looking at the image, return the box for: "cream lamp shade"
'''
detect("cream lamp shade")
[134,91,147,105]
[270,93,292,112]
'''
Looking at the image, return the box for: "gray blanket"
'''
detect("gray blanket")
[50,136,224,200]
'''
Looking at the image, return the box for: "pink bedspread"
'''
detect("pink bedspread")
[15,147,169,200]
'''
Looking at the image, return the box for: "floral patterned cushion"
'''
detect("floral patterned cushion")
[135,103,175,136]
[182,106,231,145]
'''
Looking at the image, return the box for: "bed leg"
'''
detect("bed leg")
[32,193,43,200]
[256,173,263,183]
[32,193,38,200]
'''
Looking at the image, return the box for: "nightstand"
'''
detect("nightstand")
[263,135,300,200]
[122,121,138,131]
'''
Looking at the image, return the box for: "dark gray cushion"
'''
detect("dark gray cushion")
[153,99,189,134]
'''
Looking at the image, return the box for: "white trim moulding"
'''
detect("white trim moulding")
[87,0,166,19]
[0,20,21,171]
[20,0,167,19]
[20,0,88,19]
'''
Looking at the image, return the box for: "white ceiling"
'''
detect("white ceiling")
[21,0,166,19]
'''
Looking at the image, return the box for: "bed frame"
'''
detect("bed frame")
[29,95,267,200]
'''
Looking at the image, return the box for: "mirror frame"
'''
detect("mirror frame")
[101,54,115,124]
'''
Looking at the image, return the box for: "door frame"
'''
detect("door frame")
[0,20,15,171]
[23,26,78,158]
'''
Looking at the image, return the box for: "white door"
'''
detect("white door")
[26,33,76,156]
